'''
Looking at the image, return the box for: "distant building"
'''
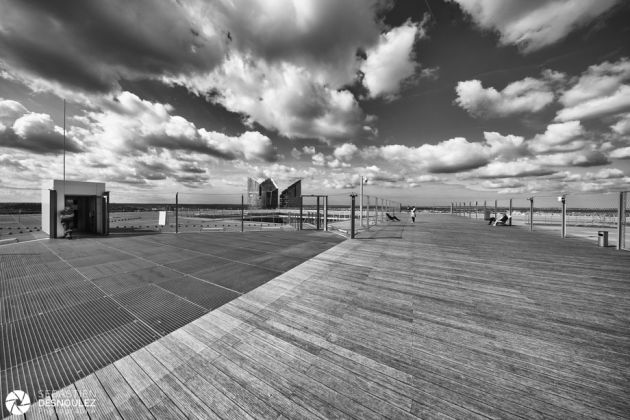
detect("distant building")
[247,177,279,209]
[280,180,301,208]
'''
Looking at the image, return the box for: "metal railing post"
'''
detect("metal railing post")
[561,195,566,238]
[299,196,303,230]
[241,194,244,232]
[316,196,320,230]
[617,191,628,250]
[359,177,364,227]
[49,189,57,238]
[528,197,534,232]
[350,193,356,239]
[175,192,179,234]
[509,199,512,226]
[324,196,328,231]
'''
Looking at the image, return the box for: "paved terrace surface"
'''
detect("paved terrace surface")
[7,214,630,419]
[1,230,343,418]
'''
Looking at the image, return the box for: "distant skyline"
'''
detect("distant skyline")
[1,0,630,205]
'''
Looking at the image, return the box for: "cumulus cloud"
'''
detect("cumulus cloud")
[482,132,527,160]
[362,137,491,174]
[0,99,28,121]
[556,58,630,121]
[610,147,630,159]
[611,113,630,135]
[472,159,556,179]
[333,143,358,161]
[535,149,609,167]
[168,55,368,141]
[198,0,384,88]
[528,121,586,153]
[0,0,225,95]
[455,71,562,118]
[452,0,620,53]
[0,99,83,154]
[360,18,427,99]
[80,92,277,162]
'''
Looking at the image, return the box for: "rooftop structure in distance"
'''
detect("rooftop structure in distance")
[280,180,301,208]
[41,180,109,238]
[247,177,279,209]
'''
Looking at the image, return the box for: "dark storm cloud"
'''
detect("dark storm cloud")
[179,163,206,174]
[0,156,27,171]
[209,0,382,76]
[0,124,83,154]
[427,157,490,174]
[174,174,209,185]
[135,161,172,181]
[143,134,236,160]
[571,151,610,167]
[0,0,225,93]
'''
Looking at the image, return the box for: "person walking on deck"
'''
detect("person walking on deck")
[410,206,416,223]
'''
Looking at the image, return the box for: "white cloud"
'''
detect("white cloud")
[311,152,326,167]
[452,0,620,53]
[583,168,625,180]
[556,86,630,122]
[611,113,630,135]
[79,92,277,163]
[197,0,384,88]
[610,147,630,159]
[0,0,225,95]
[455,72,561,118]
[362,137,491,174]
[198,130,277,162]
[290,148,302,159]
[361,19,426,99]
[535,149,609,167]
[0,99,28,122]
[528,121,586,153]
[0,99,83,154]
[556,58,630,121]
[472,159,555,179]
[168,55,367,141]
[302,146,316,155]
[333,143,358,161]
[483,132,527,160]
[560,58,630,106]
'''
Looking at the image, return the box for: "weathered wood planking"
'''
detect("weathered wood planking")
[14,214,630,420]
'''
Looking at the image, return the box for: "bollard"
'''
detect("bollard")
[598,231,608,247]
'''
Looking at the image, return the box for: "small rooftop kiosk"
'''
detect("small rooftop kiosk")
[42,180,109,238]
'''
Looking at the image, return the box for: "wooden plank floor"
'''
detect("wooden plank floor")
[8,214,630,419]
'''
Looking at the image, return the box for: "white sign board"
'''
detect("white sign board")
[158,211,167,226]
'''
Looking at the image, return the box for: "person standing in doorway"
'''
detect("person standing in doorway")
[60,207,75,239]
[410,206,416,223]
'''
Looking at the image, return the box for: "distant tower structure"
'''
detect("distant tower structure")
[247,177,279,209]
[280,180,301,208]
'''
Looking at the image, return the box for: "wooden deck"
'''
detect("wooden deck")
[14,214,630,419]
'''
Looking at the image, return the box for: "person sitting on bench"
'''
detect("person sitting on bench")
[386,213,400,221]
[489,213,510,226]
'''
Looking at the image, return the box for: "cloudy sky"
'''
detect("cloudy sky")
[1,0,630,205]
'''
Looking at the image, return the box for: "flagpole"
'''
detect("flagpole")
[62,100,66,185]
